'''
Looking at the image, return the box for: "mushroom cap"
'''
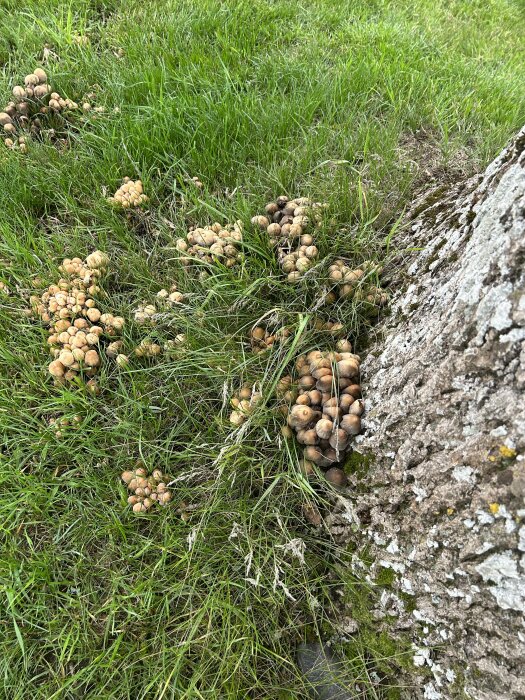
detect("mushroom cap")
[289,404,315,429]
[229,410,244,426]
[84,349,100,367]
[298,374,315,390]
[33,68,47,83]
[316,374,334,392]
[323,404,342,422]
[315,418,334,440]
[251,215,269,229]
[340,414,361,435]
[328,429,349,450]
[325,467,348,487]
[251,326,266,341]
[336,339,353,353]
[48,360,65,377]
[296,428,319,445]
[339,394,355,412]
[298,459,315,477]
[308,389,322,406]
[336,359,359,378]
[296,393,310,406]
[342,384,361,398]
[86,250,109,269]
[348,399,365,416]
[303,445,330,467]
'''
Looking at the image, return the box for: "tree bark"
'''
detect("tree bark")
[354,126,525,699]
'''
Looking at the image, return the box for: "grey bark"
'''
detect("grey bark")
[352,126,525,699]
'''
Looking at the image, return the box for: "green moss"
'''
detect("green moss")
[344,450,374,479]
[375,566,396,587]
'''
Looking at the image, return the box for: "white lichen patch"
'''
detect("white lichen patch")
[452,465,476,483]
[476,552,525,612]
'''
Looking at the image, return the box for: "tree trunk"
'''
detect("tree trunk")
[354,127,525,699]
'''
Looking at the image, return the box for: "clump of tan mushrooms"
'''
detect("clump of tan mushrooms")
[163,335,187,354]
[252,196,327,283]
[229,384,262,426]
[134,284,185,324]
[1,67,91,152]
[134,303,157,325]
[122,466,173,512]
[250,325,291,353]
[134,339,162,358]
[48,414,81,438]
[108,178,148,208]
[281,344,363,486]
[156,284,185,307]
[28,251,124,386]
[310,317,345,336]
[326,259,388,306]
[176,221,243,269]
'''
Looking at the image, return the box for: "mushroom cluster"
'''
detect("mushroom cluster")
[250,325,291,353]
[163,335,186,354]
[310,318,345,336]
[156,284,185,307]
[134,339,162,358]
[48,414,81,438]
[121,466,173,512]
[134,284,185,325]
[284,346,363,486]
[326,259,388,306]
[1,67,89,152]
[28,251,124,385]
[176,221,243,268]
[229,384,262,426]
[108,178,148,208]
[252,197,327,282]
[134,304,157,325]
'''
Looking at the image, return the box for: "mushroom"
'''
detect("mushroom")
[340,414,361,435]
[315,418,334,440]
[296,428,319,445]
[289,405,315,429]
[325,468,348,487]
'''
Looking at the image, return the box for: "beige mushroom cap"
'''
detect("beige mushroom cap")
[48,360,65,377]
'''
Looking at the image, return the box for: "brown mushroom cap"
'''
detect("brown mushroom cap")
[342,384,362,398]
[336,360,359,378]
[84,349,100,367]
[303,445,329,466]
[33,68,47,83]
[315,418,334,440]
[348,399,365,416]
[325,467,348,487]
[296,428,319,445]
[298,459,315,477]
[298,375,315,390]
[340,414,361,435]
[289,405,315,429]
[339,394,355,412]
[48,360,65,377]
[251,215,269,229]
[328,429,349,450]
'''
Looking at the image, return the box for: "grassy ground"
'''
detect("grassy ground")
[0,0,523,698]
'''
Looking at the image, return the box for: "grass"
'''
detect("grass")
[0,0,523,698]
